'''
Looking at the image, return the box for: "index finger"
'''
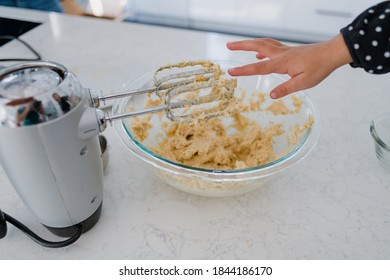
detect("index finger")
[228,60,284,76]
[226,39,281,57]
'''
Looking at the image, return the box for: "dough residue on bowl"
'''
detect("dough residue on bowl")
[128,61,314,170]
[130,94,312,170]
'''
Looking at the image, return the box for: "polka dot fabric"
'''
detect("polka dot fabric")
[340,1,390,74]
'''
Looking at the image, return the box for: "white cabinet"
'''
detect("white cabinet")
[187,0,290,39]
[130,0,189,26]
[187,0,236,23]
[188,0,288,28]
[285,0,380,39]
[127,0,382,42]
[132,0,188,19]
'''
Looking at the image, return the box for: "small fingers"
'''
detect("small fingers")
[226,40,256,51]
[270,76,306,99]
[255,38,285,47]
[228,60,282,76]
[227,39,284,57]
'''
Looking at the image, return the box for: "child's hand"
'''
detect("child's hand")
[227,34,352,98]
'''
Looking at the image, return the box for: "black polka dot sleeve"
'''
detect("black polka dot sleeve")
[340,1,390,74]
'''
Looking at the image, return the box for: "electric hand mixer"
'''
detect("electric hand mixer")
[0,60,236,247]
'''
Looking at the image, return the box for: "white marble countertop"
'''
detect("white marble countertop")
[0,6,389,260]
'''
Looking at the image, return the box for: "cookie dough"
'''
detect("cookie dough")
[129,61,314,170]
[152,114,283,170]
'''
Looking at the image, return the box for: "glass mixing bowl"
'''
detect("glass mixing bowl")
[112,61,320,197]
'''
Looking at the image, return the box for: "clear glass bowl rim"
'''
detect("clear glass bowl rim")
[370,113,390,152]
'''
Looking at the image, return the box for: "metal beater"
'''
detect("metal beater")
[90,61,237,123]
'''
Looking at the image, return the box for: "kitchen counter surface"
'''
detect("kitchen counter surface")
[0,6,389,260]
